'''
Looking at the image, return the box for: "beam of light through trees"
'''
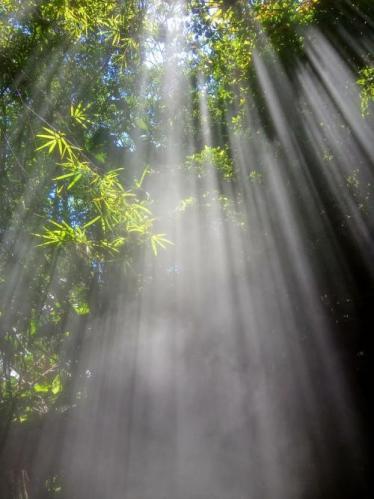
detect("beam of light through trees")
[0,1,373,498]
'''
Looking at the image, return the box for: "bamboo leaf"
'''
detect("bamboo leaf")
[51,374,62,395]
[54,172,77,180]
[67,173,83,190]
[83,215,101,229]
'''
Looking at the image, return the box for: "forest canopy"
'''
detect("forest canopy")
[0,1,373,498]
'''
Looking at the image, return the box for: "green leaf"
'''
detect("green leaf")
[135,117,148,131]
[34,383,50,393]
[51,374,62,395]
[67,173,83,190]
[54,172,77,180]
[83,215,101,229]
[72,302,90,315]
[30,318,37,336]
[150,234,173,255]
[134,166,150,188]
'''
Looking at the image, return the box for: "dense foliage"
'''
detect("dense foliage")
[0,1,373,497]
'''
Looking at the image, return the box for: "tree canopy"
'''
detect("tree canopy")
[0,1,373,498]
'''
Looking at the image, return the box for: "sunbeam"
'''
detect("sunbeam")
[1,1,373,498]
